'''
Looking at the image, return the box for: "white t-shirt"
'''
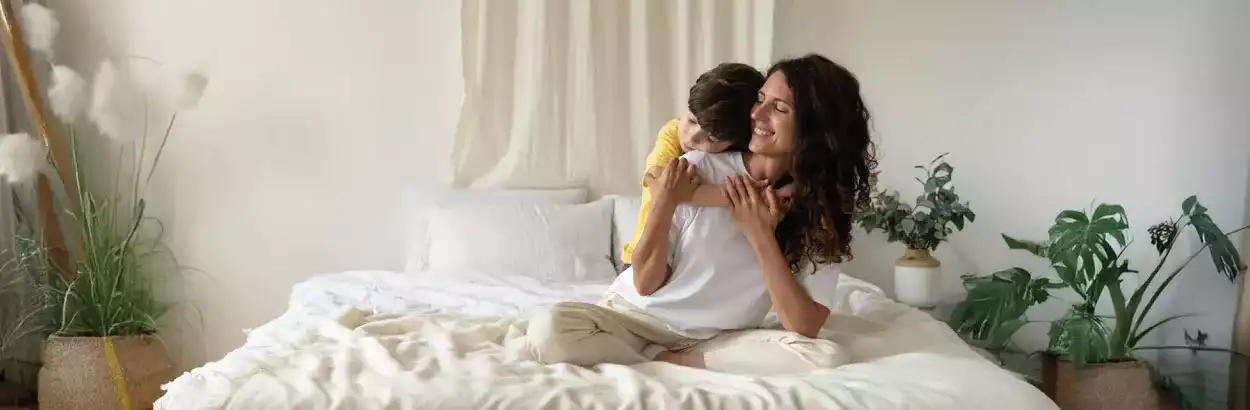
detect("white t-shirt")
[606,151,841,339]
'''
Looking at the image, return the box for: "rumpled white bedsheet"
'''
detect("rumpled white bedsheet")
[155,270,1059,410]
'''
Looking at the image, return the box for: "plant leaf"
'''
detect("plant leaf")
[1181,195,1198,215]
[1049,305,1114,366]
[1046,204,1129,294]
[924,178,938,193]
[1184,197,1246,281]
[1002,234,1049,259]
[900,218,915,233]
[1130,313,1197,346]
[949,268,1057,349]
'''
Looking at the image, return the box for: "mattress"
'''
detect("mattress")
[154,270,1059,410]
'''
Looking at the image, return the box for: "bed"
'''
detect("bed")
[154,188,1060,410]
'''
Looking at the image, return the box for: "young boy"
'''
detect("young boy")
[620,62,766,265]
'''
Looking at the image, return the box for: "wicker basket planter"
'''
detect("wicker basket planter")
[38,335,175,410]
[1042,354,1161,410]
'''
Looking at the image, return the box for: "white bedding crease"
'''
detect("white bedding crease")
[155,270,1059,410]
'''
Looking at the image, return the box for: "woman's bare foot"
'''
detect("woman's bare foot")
[655,350,706,368]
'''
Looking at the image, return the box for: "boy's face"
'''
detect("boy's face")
[677,111,734,153]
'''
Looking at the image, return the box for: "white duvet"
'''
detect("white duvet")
[155,270,1058,410]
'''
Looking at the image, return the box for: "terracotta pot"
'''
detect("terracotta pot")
[894,248,940,308]
[38,335,176,410]
[1042,354,1161,410]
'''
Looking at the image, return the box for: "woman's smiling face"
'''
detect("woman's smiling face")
[749,71,797,156]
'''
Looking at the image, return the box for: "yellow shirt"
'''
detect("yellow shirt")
[621,118,683,264]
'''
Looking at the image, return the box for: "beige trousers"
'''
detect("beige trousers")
[526,300,847,376]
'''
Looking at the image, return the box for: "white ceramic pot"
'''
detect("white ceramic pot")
[894,248,940,309]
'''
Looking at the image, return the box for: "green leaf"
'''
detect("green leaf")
[1185,197,1245,281]
[949,268,1057,348]
[924,178,938,193]
[1130,313,1197,346]
[900,218,916,233]
[934,162,954,178]
[1002,234,1049,259]
[1049,306,1114,366]
[859,215,879,233]
[1053,256,1082,292]
[1181,195,1198,215]
[1084,260,1128,313]
[1046,204,1129,292]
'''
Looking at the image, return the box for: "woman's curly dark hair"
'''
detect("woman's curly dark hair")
[768,54,878,271]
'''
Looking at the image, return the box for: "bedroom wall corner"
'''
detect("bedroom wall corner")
[50,0,464,370]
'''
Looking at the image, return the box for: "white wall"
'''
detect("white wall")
[52,0,462,368]
[46,0,1250,374]
[773,0,1250,355]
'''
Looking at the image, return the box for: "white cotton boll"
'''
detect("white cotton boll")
[19,3,58,59]
[47,65,86,122]
[88,59,142,142]
[178,71,209,111]
[0,133,48,185]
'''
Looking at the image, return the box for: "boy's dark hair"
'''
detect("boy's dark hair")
[688,63,765,151]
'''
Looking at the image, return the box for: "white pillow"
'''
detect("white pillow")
[606,195,643,267]
[426,199,616,283]
[402,187,587,273]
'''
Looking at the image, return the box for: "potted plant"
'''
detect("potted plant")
[949,196,1248,410]
[856,153,976,309]
[0,4,206,408]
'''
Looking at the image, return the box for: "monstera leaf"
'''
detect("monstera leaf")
[1002,234,1049,259]
[1045,204,1129,298]
[1048,304,1115,366]
[949,268,1064,349]
[1183,196,1246,282]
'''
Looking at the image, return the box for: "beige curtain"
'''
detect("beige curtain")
[452,0,774,197]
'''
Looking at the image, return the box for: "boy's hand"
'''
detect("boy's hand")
[650,158,700,207]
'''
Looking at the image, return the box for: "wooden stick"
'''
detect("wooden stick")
[0,0,77,279]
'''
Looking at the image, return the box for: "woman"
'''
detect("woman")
[526,54,877,375]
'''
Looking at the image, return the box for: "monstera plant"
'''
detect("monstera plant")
[949,196,1247,409]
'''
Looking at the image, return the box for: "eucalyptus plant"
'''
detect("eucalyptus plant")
[949,196,1248,368]
[856,153,976,251]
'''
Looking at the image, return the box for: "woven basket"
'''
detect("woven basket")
[38,335,175,410]
[1042,354,1161,410]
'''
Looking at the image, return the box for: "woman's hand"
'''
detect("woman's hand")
[650,158,700,207]
[723,174,783,239]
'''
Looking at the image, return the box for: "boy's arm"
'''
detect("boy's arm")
[690,184,729,206]
[623,121,684,264]
[644,173,767,207]
[642,121,683,186]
